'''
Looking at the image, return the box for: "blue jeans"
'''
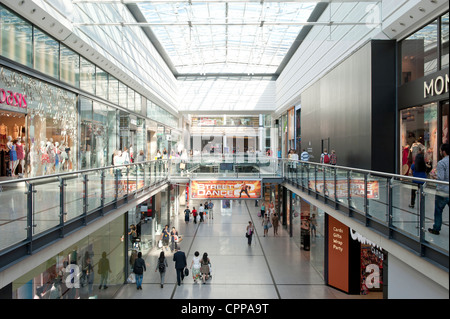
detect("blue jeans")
[135,274,143,288]
[433,195,449,231]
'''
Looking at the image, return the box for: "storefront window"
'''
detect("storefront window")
[0,5,33,68]
[135,92,141,114]
[34,29,59,80]
[12,215,125,299]
[442,101,449,145]
[108,76,118,105]
[128,88,135,112]
[80,97,93,169]
[60,44,80,88]
[96,67,108,100]
[401,19,438,84]
[80,57,95,95]
[118,81,127,108]
[441,12,449,70]
[107,106,117,166]
[400,103,438,176]
[92,102,108,168]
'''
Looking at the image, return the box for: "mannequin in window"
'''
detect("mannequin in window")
[7,136,19,177]
[15,137,25,177]
[0,123,8,151]
[29,143,37,177]
[40,141,50,175]
[54,142,61,173]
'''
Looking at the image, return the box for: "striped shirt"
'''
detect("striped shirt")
[301,151,309,161]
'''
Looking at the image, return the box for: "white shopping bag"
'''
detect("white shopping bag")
[127,273,136,284]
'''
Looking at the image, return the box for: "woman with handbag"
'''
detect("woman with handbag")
[200,252,211,284]
[170,226,179,252]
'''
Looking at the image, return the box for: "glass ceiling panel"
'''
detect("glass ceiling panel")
[137,1,317,75]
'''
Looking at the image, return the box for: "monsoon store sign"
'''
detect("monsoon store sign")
[190,180,262,199]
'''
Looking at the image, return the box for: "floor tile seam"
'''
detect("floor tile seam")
[245,201,282,299]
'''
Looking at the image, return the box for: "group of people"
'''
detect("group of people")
[245,201,280,246]
[408,142,449,236]
[287,148,337,165]
[183,202,214,224]
[112,146,145,166]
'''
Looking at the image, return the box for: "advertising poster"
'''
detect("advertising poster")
[309,179,379,200]
[190,180,262,199]
[327,216,350,293]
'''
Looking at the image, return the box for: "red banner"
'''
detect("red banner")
[191,180,262,199]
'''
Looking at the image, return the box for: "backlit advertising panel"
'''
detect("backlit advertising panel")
[190,180,262,199]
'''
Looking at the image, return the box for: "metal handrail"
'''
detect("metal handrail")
[0,159,169,186]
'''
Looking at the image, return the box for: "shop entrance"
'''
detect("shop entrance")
[0,110,26,178]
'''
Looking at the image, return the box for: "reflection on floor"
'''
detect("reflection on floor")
[114,199,382,300]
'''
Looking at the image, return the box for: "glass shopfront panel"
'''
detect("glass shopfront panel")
[92,102,108,168]
[96,67,108,100]
[33,28,59,80]
[108,76,119,105]
[400,103,438,177]
[401,19,438,84]
[80,57,96,95]
[12,214,125,299]
[80,97,93,169]
[60,44,80,88]
[442,12,449,69]
[118,81,127,108]
[0,5,33,68]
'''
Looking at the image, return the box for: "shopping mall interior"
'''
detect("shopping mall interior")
[0,0,448,307]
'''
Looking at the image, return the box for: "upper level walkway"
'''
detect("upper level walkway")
[0,156,448,274]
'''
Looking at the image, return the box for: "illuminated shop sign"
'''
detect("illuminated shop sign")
[424,73,449,98]
[190,180,262,199]
[0,88,27,109]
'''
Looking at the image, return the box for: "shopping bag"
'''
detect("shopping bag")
[158,240,162,248]
[127,273,136,284]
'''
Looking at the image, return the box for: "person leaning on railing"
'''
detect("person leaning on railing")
[428,143,449,236]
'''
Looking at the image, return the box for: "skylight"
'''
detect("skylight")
[136,1,317,75]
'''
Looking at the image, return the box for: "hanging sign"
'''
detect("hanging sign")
[190,180,262,199]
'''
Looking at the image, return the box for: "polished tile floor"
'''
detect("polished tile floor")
[114,200,382,299]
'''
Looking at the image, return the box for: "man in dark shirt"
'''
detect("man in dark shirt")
[173,246,187,286]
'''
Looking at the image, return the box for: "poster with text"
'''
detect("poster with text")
[191,180,262,199]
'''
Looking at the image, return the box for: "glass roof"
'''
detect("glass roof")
[136,1,318,75]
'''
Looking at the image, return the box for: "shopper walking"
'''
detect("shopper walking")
[184,206,191,224]
[262,214,270,237]
[199,203,204,222]
[301,149,310,162]
[161,225,170,252]
[330,150,337,165]
[170,226,179,252]
[98,251,111,290]
[272,213,279,236]
[260,202,266,219]
[246,221,254,246]
[429,143,449,235]
[192,207,198,224]
[190,251,202,283]
[208,200,214,219]
[320,149,330,164]
[200,252,211,284]
[155,251,168,288]
[409,152,427,209]
[173,246,187,286]
[133,251,146,290]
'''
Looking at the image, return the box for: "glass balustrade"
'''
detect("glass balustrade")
[0,157,447,267]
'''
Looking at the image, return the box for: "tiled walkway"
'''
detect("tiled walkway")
[114,200,382,299]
